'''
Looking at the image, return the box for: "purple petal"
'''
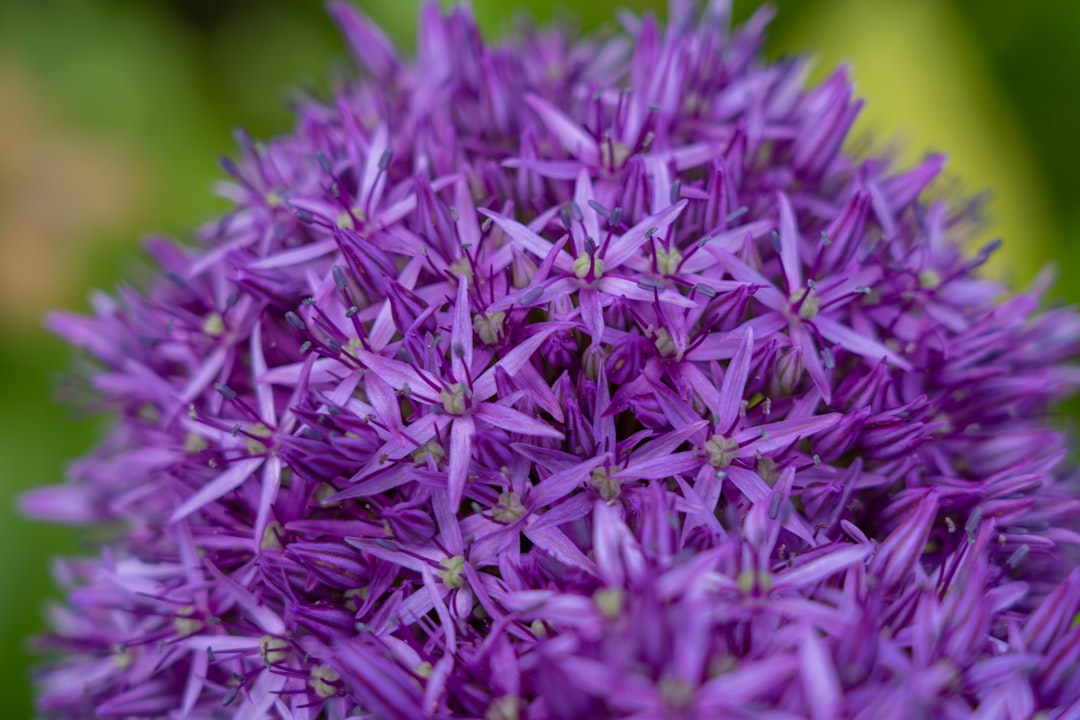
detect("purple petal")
[253,455,282,550]
[604,199,688,269]
[249,322,275,423]
[737,413,842,455]
[698,655,799,710]
[525,93,600,166]
[615,451,699,480]
[815,315,912,370]
[776,191,803,292]
[327,1,400,77]
[447,416,475,511]
[475,402,564,439]
[596,276,696,307]
[774,544,873,592]
[178,345,228,405]
[575,169,600,243]
[717,326,753,431]
[473,324,567,401]
[479,208,573,273]
[330,642,422,720]
[205,562,285,635]
[579,287,605,343]
[501,157,583,180]
[529,456,610,508]
[523,523,599,576]
[869,490,939,590]
[20,485,101,524]
[170,457,264,523]
[451,274,473,381]
[248,238,337,270]
[790,322,832,403]
[352,348,442,404]
[799,626,842,720]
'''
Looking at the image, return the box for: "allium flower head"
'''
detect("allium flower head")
[23,1,1080,718]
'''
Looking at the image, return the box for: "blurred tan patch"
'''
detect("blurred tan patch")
[0,56,146,330]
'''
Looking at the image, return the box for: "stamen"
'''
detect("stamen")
[725,206,749,223]
[286,311,307,331]
[316,151,333,175]
[378,148,393,171]
[333,265,348,292]
[768,492,782,520]
[965,507,983,543]
[1007,544,1030,568]
[215,384,238,401]
[559,207,573,230]
[669,179,682,204]
[522,287,544,305]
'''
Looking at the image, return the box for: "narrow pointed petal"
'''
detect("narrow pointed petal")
[717,326,753,431]
[351,348,443,404]
[869,490,939,590]
[253,455,282,549]
[799,626,843,720]
[205,562,286,636]
[474,324,567,400]
[736,413,842,455]
[580,287,605,343]
[776,191,803,292]
[327,1,400,78]
[575,169,600,243]
[774,544,873,592]
[451,275,473,381]
[479,208,573,273]
[331,642,423,720]
[249,238,338,270]
[249,322,275,423]
[530,456,610,508]
[523,523,599,576]
[453,177,481,248]
[447,416,475,511]
[179,345,228,404]
[179,649,208,718]
[698,655,799,710]
[170,457,264,523]
[815,315,912,370]
[791,322,832,403]
[475,403,564,439]
[525,94,601,166]
[616,452,699,480]
[596,276,697,307]
[604,199,688,269]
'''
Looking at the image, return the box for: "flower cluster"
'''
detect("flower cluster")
[24,1,1080,718]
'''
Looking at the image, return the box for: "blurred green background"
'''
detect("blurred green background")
[1,0,1078,716]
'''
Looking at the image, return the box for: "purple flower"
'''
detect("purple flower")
[22,1,1080,717]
